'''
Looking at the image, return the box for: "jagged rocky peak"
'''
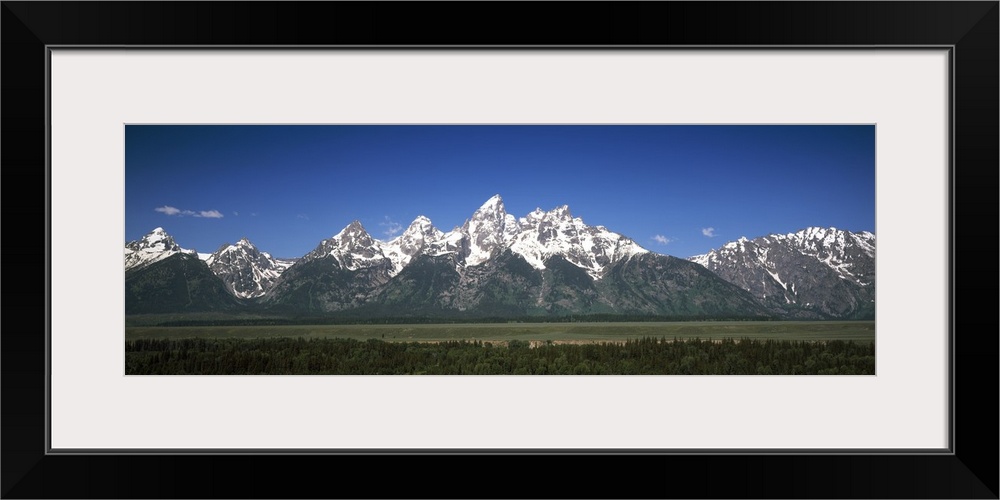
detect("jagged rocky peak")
[206,236,256,259]
[303,219,388,271]
[782,226,875,257]
[286,194,650,281]
[207,237,263,263]
[329,220,381,254]
[536,204,577,237]
[402,216,443,242]
[521,207,546,225]
[125,227,195,271]
[128,227,182,252]
[476,194,506,216]
[548,204,572,219]
[338,220,371,240]
[693,226,874,269]
[204,236,292,299]
[409,214,433,231]
[462,194,518,267]
[398,215,447,245]
[507,201,648,280]
[382,214,453,275]
[466,195,517,229]
[688,226,876,319]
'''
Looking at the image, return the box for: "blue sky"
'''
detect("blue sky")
[126,125,875,259]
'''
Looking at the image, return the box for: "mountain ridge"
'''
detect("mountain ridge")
[689,227,875,319]
[125,197,874,320]
[292,194,648,280]
[204,238,295,298]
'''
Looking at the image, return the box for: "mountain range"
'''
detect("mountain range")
[690,227,875,319]
[124,195,875,320]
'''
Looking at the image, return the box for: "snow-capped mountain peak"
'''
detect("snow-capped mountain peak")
[409,215,433,230]
[382,215,453,275]
[781,226,875,259]
[692,226,874,275]
[204,237,293,299]
[508,202,648,279]
[146,226,168,240]
[423,196,648,278]
[271,195,650,281]
[520,208,546,225]
[689,226,876,319]
[125,227,195,271]
[336,220,371,241]
[548,205,571,220]
[304,220,388,271]
[462,194,517,266]
[477,194,505,214]
[132,227,181,252]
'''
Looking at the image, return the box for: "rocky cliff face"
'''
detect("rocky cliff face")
[204,238,294,299]
[690,227,875,319]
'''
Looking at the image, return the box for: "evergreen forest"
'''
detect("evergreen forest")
[125,337,875,375]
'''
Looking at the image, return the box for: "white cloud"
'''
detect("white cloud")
[155,205,223,218]
[154,206,181,215]
[652,235,671,245]
[380,216,403,237]
[702,227,716,237]
[296,214,309,220]
[233,211,239,216]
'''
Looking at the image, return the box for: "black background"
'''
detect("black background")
[3,2,997,498]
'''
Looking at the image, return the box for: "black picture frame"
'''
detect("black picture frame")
[3,2,996,498]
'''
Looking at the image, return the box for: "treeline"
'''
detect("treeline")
[125,337,875,375]
[150,313,780,327]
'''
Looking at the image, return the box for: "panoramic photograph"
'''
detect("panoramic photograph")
[124,125,875,375]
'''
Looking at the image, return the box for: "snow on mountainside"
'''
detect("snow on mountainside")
[508,204,647,279]
[459,195,648,278]
[125,227,196,271]
[126,228,293,298]
[778,227,875,284]
[301,194,648,280]
[381,215,463,274]
[691,227,874,286]
[460,194,521,267]
[689,227,875,319]
[126,205,873,320]
[302,220,391,271]
[205,238,295,298]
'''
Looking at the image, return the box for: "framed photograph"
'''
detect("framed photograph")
[4,2,996,498]
[121,123,878,377]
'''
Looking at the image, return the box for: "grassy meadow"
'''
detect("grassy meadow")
[125,320,875,343]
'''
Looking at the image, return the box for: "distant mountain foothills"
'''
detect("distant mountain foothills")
[125,195,874,320]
